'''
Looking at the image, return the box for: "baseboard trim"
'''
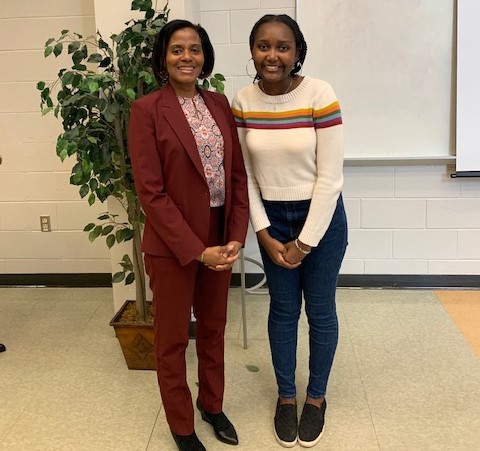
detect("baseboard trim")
[231,273,480,289]
[0,273,112,287]
[337,274,480,289]
[1,273,478,289]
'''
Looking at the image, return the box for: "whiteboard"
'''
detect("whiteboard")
[296,0,455,159]
[456,0,480,173]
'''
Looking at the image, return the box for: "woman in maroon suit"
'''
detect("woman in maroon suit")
[129,20,249,451]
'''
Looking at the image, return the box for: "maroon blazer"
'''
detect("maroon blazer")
[129,84,249,267]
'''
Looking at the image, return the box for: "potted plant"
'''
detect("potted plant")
[37,0,225,369]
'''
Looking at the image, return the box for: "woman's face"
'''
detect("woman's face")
[251,21,299,84]
[164,27,204,93]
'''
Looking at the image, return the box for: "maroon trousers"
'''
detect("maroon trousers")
[144,207,231,435]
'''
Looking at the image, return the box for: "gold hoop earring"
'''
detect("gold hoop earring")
[245,58,257,79]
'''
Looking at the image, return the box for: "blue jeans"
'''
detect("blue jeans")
[259,195,348,399]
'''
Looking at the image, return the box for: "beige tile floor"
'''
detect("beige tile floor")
[1,286,479,451]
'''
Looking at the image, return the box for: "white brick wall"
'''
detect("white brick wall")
[1,0,479,278]
[0,0,110,274]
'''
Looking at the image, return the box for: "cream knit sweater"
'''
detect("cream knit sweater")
[231,76,344,247]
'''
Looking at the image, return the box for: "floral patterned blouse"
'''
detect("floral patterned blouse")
[178,93,225,207]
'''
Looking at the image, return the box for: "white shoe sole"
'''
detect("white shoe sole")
[274,425,297,448]
[298,426,325,448]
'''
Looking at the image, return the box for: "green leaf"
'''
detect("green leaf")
[61,71,75,86]
[214,81,224,94]
[98,38,109,49]
[41,107,53,116]
[58,147,68,161]
[45,38,55,46]
[72,49,84,65]
[97,213,109,221]
[120,228,133,242]
[214,73,226,81]
[37,81,46,90]
[79,184,89,198]
[87,53,103,63]
[88,225,102,242]
[112,271,125,283]
[41,87,50,100]
[88,193,95,206]
[72,63,87,71]
[61,29,69,35]
[132,23,142,33]
[202,79,209,89]
[101,225,114,236]
[92,181,102,195]
[53,42,63,57]
[99,57,111,68]
[122,254,133,266]
[81,44,88,59]
[103,104,118,122]
[115,229,123,243]
[88,81,99,93]
[126,88,136,100]
[125,273,135,285]
[145,8,155,19]
[106,234,116,249]
[83,223,96,232]
[246,365,260,372]
[44,46,53,57]
[68,41,80,54]
[72,74,82,88]
[87,136,97,144]
[82,158,92,173]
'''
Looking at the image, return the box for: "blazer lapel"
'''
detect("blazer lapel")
[160,84,206,180]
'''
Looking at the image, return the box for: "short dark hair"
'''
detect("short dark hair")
[152,19,215,87]
[249,14,307,77]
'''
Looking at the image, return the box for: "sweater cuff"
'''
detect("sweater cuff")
[298,228,321,248]
[251,214,271,233]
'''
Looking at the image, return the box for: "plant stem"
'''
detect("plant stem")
[114,115,147,321]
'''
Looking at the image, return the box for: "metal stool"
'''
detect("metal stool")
[239,249,268,349]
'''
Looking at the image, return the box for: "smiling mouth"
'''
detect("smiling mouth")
[178,66,196,73]
[264,65,282,72]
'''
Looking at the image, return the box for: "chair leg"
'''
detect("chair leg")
[240,249,248,349]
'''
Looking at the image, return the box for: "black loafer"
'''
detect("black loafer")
[171,431,206,451]
[196,399,239,445]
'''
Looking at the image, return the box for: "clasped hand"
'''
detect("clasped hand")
[257,230,306,269]
[200,241,242,271]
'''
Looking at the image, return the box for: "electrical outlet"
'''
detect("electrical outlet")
[40,215,51,232]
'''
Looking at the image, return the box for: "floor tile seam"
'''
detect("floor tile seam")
[389,302,418,352]
[337,300,382,449]
[0,401,33,443]
[81,300,107,333]
[145,407,162,451]
[389,298,439,375]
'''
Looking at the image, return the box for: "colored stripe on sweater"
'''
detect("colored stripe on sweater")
[232,102,342,130]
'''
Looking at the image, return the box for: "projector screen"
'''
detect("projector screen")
[456,0,480,173]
